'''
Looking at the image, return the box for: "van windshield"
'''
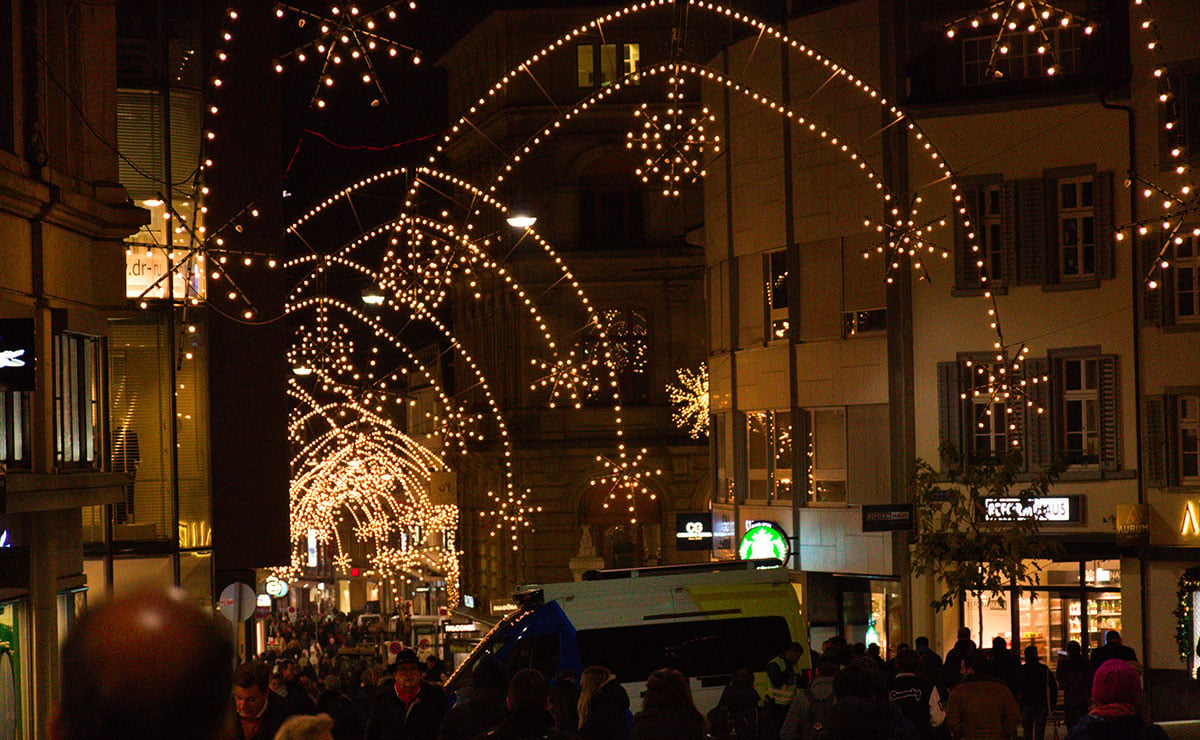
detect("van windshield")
[444,611,522,692]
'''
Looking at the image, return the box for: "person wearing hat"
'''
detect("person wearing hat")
[1063,659,1166,739]
[365,649,446,740]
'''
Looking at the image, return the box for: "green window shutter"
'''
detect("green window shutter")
[1016,178,1047,285]
[1095,171,1116,280]
[1140,237,1164,326]
[937,361,962,469]
[1026,357,1055,470]
[1098,355,1121,471]
[1143,395,1167,488]
[1001,180,1020,285]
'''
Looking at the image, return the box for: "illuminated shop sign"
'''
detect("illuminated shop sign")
[738,522,790,562]
[0,319,35,392]
[981,496,1081,523]
[675,512,714,551]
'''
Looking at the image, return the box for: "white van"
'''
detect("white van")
[444,559,807,713]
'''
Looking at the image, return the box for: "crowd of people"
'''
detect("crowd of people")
[52,590,1170,740]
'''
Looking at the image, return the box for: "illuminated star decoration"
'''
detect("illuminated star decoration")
[273,2,423,108]
[944,0,1096,80]
[862,194,949,284]
[627,99,720,197]
[667,365,709,439]
[589,448,662,523]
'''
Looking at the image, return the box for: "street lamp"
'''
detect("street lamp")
[362,287,385,306]
[292,363,314,376]
[505,205,536,229]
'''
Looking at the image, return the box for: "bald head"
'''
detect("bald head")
[56,589,234,740]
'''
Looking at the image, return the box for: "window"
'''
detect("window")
[976,184,1005,283]
[745,410,791,501]
[1160,67,1200,169]
[1142,230,1200,327]
[576,43,640,88]
[54,333,105,467]
[0,391,30,468]
[1056,177,1096,280]
[579,185,644,248]
[962,25,1084,86]
[806,408,846,502]
[765,250,789,340]
[581,310,649,406]
[842,308,886,337]
[938,352,1118,473]
[1145,390,1200,487]
[1178,234,1200,321]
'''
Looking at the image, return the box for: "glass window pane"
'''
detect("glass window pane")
[599,44,617,86]
[1085,560,1120,586]
[577,45,593,87]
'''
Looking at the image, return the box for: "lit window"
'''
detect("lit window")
[766,250,789,340]
[842,308,886,337]
[1061,357,1100,465]
[745,410,792,502]
[0,391,30,467]
[54,333,104,467]
[576,43,640,88]
[806,408,846,503]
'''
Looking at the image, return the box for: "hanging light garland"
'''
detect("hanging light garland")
[944,0,1096,80]
[273,2,423,108]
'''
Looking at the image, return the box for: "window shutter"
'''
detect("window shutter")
[1098,355,1120,471]
[1140,238,1163,326]
[953,187,976,290]
[1042,174,1061,284]
[117,89,165,201]
[1025,358,1054,470]
[1009,383,1028,471]
[1016,178,1047,285]
[1142,395,1167,487]
[1001,180,1020,285]
[1095,170,1116,280]
[937,361,962,469]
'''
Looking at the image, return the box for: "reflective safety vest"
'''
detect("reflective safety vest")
[764,655,798,704]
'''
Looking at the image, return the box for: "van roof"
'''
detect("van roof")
[524,561,790,602]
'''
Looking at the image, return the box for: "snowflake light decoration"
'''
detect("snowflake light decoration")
[944,0,1096,80]
[862,194,949,283]
[667,365,709,439]
[274,2,423,108]
[627,100,720,197]
[589,447,662,524]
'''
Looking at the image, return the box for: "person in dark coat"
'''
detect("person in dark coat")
[547,672,581,734]
[364,650,446,740]
[631,668,705,740]
[1088,631,1137,671]
[914,636,943,683]
[887,648,945,740]
[317,674,360,740]
[941,628,976,693]
[1016,646,1057,740]
[706,668,763,739]
[1056,641,1093,731]
[828,659,915,740]
[577,666,631,740]
[438,656,510,740]
[471,669,579,740]
[988,637,1021,698]
[1064,659,1166,740]
[232,662,293,740]
[279,658,318,717]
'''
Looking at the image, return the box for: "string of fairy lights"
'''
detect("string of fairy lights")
[667,365,709,440]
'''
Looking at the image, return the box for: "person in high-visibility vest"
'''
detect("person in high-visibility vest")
[764,641,805,734]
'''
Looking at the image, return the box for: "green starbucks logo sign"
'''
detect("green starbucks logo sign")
[738,523,790,562]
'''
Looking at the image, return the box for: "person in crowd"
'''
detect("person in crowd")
[471,668,577,740]
[887,647,945,740]
[942,628,977,693]
[706,668,762,740]
[1056,641,1092,731]
[53,588,234,740]
[1015,646,1056,740]
[779,657,838,740]
[1064,659,1167,740]
[764,642,806,732]
[425,655,447,685]
[1089,631,1137,671]
[988,637,1021,697]
[944,651,1019,739]
[275,714,336,740]
[280,658,319,716]
[547,671,580,734]
[825,658,913,739]
[354,668,382,731]
[233,662,294,740]
[577,666,631,740]
[631,668,705,740]
[914,636,943,682]
[316,675,358,740]
[884,643,910,679]
[364,649,446,740]
[438,656,510,740]
[866,643,887,672]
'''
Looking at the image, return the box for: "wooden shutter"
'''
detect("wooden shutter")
[1001,181,1020,286]
[1009,377,1029,471]
[953,186,976,290]
[1098,355,1121,471]
[1016,179,1047,285]
[1025,357,1055,470]
[937,361,962,469]
[1143,395,1168,488]
[1140,238,1164,326]
[1095,170,1116,280]
[1043,174,1062,285]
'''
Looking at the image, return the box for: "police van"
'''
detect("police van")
[445,559,807,713]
